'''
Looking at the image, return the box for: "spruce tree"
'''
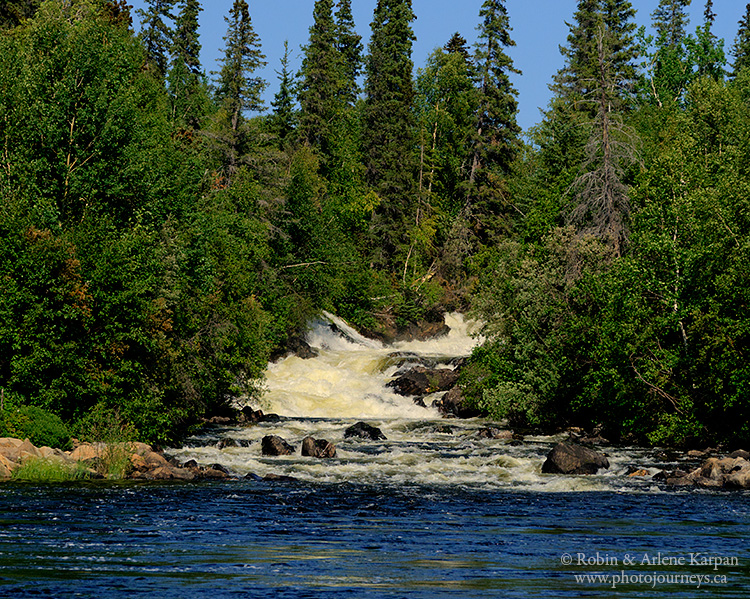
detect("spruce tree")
[470,0,521,183]
[298,0,341,153]
[551,0,601,113]
[650,0,692,105]
[335,0,363,105]
[172,0,202,76]
[214,0,267,133]
[270,40,297,146]
[568,19,634,255]
[652,0,692,48]
[363,0,418,265]
[731,3,750,77]
[137,0,177,78]
[168,0,205,127]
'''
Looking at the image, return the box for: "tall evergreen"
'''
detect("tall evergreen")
[470,0,521,184]
[270,40,297,146]
[335,0,363,105]
[298,0,341,153]
[137,0,177,78]
[172,0,202,75]
[650,0,692,105]
[652,0,692,48]
[568,18,634,255]
[550,0,601,113]
[214,0,267,133]
[731,4,750,77]
[167,0,205,127]
[363,0,418,265]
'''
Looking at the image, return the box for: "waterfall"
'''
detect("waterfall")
[262,312,476,419]
[168,312,655,492]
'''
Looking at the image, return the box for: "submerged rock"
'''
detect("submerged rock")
[541,441,610,475]
[344,422,387,441]
[261,435,296,456]
[301,436,336,458]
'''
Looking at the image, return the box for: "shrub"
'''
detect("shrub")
[2,405,72,450]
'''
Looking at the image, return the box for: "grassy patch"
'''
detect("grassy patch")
[11,457,90,482]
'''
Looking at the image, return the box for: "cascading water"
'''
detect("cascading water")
[167,312,663,491]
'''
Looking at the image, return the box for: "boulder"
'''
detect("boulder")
[0,454,18,479]
[301,436,336,458]
[730,449,750,460]
[663,456,750,489]
[69,443,105,462]
[725,464,750,489]
[541,441,610,475]
[477,427,514,440]
[261,435,295,456]
[387,367,460,396]
[433,387,482,419]
[344,422,387,441]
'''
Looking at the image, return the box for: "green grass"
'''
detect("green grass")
[11,457,91,482]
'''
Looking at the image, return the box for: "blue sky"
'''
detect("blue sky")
[129,0,746,132]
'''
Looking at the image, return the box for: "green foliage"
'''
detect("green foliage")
[1,405,72,450]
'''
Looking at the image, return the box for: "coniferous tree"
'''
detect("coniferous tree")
[363,0,418,266]
[568,19,634,255]
[298,0,341,154]
[731,4,750,77]
[470,0,521,183]
[168,0,205,127]
[550,0,601,113]
[172,0,202,75]
[270,40,297,146]
[650,0,692,105]
[335,0,363,105]
[214,0,267,133]
[652,0,692,48]
[137,0,177,78]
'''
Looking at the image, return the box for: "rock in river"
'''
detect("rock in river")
[344,422,387,441]
[542,441,610,475]
[261,435,296,456]
[301,436,336,458]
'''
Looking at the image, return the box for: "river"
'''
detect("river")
[1,313,748,597]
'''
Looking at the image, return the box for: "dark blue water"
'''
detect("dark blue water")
[1,481,748,598]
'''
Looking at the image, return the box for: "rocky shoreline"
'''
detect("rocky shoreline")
[0,437,230,482]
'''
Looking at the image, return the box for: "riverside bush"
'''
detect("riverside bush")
[2,405,72,450]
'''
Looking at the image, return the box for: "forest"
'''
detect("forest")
[0,0,748,449]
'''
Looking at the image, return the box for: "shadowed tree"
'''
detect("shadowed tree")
[137,0,176,78]
[269,40,297,147]
[363,0,418,266]
[298,0,341,155]
[335,0,363,105]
